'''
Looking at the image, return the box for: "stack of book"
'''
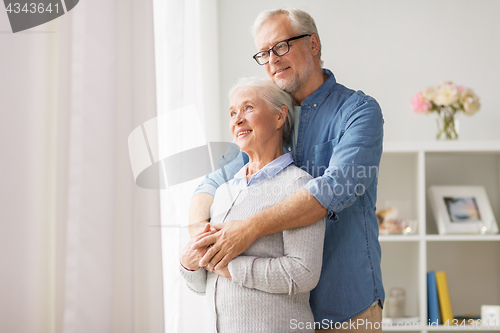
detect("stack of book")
[427,271,453,326]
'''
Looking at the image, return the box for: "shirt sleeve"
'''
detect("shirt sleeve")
[193,143,247,196]
[179,263,208,295]
[227,175,326,295]
[303,94,384,221]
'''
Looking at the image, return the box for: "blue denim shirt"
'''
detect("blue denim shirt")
[195,69,385,324]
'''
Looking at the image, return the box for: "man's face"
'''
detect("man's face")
[256,14,314,95]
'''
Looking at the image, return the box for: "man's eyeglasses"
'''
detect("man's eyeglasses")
[253,34,311,65]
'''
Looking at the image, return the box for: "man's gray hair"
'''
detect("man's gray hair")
[228,77,294,145]
[252,8,322,65]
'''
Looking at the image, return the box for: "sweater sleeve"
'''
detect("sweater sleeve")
[227,175,326,295]
[179,263,208,295]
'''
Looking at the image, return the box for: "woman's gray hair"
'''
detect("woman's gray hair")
[251,7,322,66]
[228,77,294,145]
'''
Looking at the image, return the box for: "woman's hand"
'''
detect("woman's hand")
[194,219,257,271]
[180,224,217,271]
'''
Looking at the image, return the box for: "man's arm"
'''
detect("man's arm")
[187,193,214,238]
[196,188,326,270]
[189,145,247,237]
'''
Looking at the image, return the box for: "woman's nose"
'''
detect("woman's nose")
[234,112,244,125]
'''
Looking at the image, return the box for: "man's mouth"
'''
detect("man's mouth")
[274,67,290,76]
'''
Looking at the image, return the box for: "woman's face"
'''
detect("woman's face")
[229,87,284,156]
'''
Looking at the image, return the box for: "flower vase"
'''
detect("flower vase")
[436,107,459,140]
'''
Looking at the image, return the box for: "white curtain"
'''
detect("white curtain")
[0,0,164,332]
[152,0,220,332]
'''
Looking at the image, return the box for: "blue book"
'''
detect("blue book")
[427,271,440,325]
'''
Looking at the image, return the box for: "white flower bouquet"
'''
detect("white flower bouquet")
[411,82,480,139]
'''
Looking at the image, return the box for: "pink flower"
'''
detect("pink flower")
[411,91,432,114]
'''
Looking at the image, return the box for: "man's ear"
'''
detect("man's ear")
[309,34,321,56]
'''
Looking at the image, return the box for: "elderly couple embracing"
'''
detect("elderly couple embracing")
[179,8,385,333]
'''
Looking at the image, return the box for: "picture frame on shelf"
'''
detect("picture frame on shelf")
[428,186,498,235]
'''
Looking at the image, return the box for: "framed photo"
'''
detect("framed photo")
[428,186,498,235]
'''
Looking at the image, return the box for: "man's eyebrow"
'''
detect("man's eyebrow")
[258,37,286,51]
[257,43,272,52]
[257,39,274,51]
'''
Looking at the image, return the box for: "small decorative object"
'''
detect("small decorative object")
[411,82,481,140]
[481,305,500,326]
[386,287,406,318]
[376,206,417,235]
[428,186,498,235]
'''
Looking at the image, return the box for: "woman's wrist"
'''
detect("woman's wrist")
[180,259,198,272]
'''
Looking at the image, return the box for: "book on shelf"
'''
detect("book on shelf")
[427,271,440,325]
[435,271,454,325]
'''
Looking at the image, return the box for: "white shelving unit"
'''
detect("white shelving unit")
[378,141,500,332]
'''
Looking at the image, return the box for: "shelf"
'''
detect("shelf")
[378,141,500,333]
[426,325,500,331]
[380,234,500,242]
[382,325,423,331]
[425,234,500,241]
[383,325,500,332]
[379,235,421,242]
[384,141,500,153]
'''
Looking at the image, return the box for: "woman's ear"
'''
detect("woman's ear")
[276,105,288,129]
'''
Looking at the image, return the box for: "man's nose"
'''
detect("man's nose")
[269,51,280,64]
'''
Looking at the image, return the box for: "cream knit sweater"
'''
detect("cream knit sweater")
[181,165,326,333]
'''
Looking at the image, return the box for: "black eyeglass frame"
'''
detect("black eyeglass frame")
[252,34,311,65]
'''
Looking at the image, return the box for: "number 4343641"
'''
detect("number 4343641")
[6,2,60,14]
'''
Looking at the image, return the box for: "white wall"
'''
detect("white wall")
[216,0,500,143]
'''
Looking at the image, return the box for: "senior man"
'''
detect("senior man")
[189,8,385,332]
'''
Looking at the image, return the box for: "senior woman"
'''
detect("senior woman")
[180,77,325,333]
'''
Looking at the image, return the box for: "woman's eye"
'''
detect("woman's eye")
[230,111,236,117]
[245,105,253,111]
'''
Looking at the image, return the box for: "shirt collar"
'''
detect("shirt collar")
[301,68,337,108]
[232,152,293,189]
